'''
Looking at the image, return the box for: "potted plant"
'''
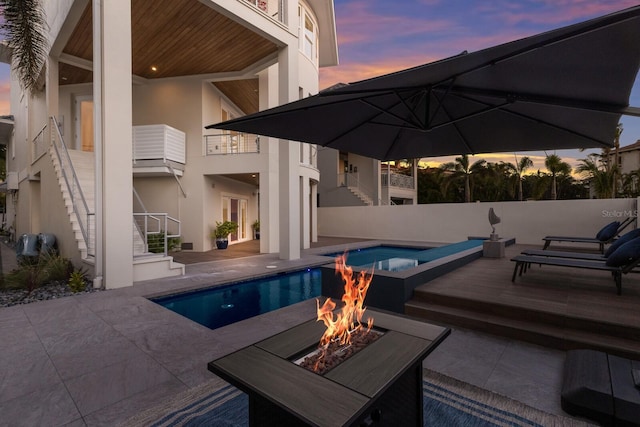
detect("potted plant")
[212,221,238,250]
[252,219,260,240]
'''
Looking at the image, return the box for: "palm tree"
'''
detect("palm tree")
[1,0,49,92]
[453,154,486,202]
[544,154,571,200]
[576,154,617,198]
[507,155,534,201]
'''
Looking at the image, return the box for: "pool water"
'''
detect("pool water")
[152,269,321,330]
[326,240,485,272]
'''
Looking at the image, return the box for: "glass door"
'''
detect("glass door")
[222,197,248,243]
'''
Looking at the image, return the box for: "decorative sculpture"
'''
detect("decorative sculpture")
[488,208,501,241]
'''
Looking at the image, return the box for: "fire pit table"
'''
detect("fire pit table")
[208,309,450,426]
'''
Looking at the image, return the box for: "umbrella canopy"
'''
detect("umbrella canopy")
[207,6,640,161]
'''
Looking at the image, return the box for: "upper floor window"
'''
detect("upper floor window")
[298,4,318,64]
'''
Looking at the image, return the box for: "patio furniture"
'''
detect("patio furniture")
[526,228,640,261]
[510,253,640,295]
[561,349,640,426]
[542,217,634,253]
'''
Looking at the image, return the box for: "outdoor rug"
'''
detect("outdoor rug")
[123,369,594,426]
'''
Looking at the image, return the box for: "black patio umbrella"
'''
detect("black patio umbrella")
[206,6,640,161]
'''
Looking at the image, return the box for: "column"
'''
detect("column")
[94,0,133,288]
[278,45,300,260]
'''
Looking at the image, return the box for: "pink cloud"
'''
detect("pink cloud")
[335,1,453,48]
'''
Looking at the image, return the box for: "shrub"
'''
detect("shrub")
[3,253,74,292]
[67,270,87,293]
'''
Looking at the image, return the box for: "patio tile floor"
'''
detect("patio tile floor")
[0,239,593,426]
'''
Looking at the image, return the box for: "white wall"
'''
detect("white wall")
[318,198,639,245]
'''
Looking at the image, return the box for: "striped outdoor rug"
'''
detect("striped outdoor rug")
[123,369,594,426]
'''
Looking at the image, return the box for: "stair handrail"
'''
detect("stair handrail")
[340,172,378,206]
[133,212,181,256]
[49,116,94,256]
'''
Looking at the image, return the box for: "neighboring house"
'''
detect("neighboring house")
[317,149,418,206]
[0,0,337,289]
[611,140,640,175]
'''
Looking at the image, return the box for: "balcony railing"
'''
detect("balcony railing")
[382,171,415,189]
[244,0,284,23]
[204,132,260,155]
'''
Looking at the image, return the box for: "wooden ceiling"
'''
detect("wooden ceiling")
[60,0,276,114]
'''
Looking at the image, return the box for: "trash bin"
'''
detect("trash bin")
[16,233,39,261]
[38,233,57,255]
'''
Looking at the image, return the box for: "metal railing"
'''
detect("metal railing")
[49,116,95,256]
[133,213,181,256]
[204,132,260,155]
[243,0,284,23]
[32,124,48,162]
[381,171,415,189]
[338,172,377,205]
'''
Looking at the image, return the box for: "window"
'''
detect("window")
[298,4,317,63]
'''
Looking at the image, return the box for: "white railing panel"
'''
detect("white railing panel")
[133,124,185,164]
[204,133,260,155]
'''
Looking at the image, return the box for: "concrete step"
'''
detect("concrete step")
[405,299,640,360]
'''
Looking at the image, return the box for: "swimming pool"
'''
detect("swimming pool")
[152,269,321,330]
[322,240,487,312]
[324,240,485,272]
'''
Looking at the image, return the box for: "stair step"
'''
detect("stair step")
[410,289,640,341]
[405,299,640,360]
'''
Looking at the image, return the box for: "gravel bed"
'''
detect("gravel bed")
[0,282,101,308]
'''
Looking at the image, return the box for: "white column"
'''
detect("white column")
[311,181,318,242]
[258,68,279,254]
[46,56,59,118]
[300,177,310,249]
[278,45,300,260]
[94,0,133,288]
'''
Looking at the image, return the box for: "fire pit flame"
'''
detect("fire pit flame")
[298,254,380,374]
[317,254,374,347]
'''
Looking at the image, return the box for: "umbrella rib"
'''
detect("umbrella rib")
[431,89,476,153]
[441,86,633,116]
[359,98,424,130]
[450,90,614,148]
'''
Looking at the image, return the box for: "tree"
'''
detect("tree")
[511,155,533,201]
[0,0,48,92]
[544,154,571,200]
[453,154,486,203]
[576,154,617,199]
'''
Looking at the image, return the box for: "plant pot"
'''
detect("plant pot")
[216,238,229,250]
[255,231,260,240]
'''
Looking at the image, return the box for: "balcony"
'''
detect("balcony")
[204,132,260,155]
[382,171,415,190]
[133,125,185,176]
[244,0,284,23]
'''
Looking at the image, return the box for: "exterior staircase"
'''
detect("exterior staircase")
[49,146,184,280]
[347,186,374,206]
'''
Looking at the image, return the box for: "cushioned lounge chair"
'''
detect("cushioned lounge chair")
[510,255,639,295]
[541,217,634,253]
[526,228,640,261]
[512,236,640,295]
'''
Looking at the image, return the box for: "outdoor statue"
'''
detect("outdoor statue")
[488,208,501,241]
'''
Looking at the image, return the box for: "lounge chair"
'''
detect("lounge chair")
[511,255,640,295]
[525,228,640,261]
[512,235,640,295]
[541,217,634,253]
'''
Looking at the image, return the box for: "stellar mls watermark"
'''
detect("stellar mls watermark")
[602,209,637,218]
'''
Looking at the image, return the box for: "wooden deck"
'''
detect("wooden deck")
[406,243,640,359]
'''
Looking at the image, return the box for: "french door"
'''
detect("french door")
[222,197,248,243]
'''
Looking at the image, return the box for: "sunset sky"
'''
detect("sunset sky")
[320,0,640,172]
[0,1,639,173]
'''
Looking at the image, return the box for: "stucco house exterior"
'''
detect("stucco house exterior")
[0,0,338,289]
[317,149,418,206]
